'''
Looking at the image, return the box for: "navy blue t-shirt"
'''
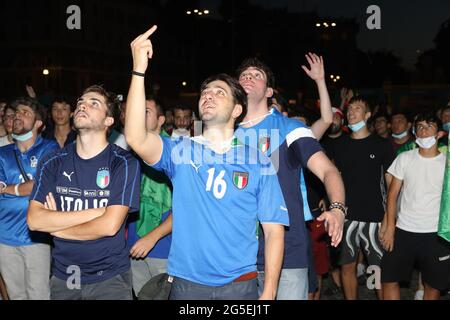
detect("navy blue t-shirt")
[236,109,323,269]
[31,143,140,284]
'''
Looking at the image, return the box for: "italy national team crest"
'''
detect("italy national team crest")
[258,136,270,154]
[96,169,110,189]
[233,171,249,190]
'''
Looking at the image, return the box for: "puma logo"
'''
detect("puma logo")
[63,171,74,182]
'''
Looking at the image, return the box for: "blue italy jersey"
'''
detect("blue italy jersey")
[236,108,323,269]
[30,143,140,284]
[151,136,289,286]
[0,136,59,246]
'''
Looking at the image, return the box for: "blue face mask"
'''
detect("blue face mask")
[443,122,450,132]
[391,131,408,139]
[12,131,33,142]
[348,120,366,132]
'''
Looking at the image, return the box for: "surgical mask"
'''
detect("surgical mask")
[415,136,437,149]
[443,122,450,132]
[391,131,408,139]
[348,120,366,132]
[12,130,33,142]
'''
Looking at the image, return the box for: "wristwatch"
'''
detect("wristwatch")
[329,202,348,217]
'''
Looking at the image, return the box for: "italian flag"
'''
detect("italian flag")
[438,131,450,242]
[234,174,248,189]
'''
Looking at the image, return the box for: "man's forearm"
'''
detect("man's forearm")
[262,225,284,299]
[323,167,345,204]
[27,202,104,233]
[54,217,112,241]
[124,75,147,147]
[3,181,34,197]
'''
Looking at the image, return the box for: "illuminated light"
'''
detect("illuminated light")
[204,10,209,14]
[194,9,198,13]
[331,22,336,27]
[198,12,203,15]
[330,75,335,79]
[316,23,321,27]
[186,11,191,15]
[182,82,187,87]
[336,76,340,80]
[323,22,329,27]
[43,69,49,75]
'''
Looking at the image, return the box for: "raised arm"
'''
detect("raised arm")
[125,25,163,165]
[301,53,333,140]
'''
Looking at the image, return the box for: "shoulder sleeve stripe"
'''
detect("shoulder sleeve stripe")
[286,127,316,147]
[32,153,67,201]
[113,151,128,205]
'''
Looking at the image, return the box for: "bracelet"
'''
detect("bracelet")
[14,183,21,197]
[329,202,348,217]
[132,71,145,77]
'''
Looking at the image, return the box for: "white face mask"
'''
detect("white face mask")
[12,130,33,142]
[415,136,437,149]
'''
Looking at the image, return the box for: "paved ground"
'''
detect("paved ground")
[320,270,450,300]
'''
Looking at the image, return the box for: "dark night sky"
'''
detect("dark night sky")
[199,0,450,69]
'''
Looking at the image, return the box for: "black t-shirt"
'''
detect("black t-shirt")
[328,134,395,222]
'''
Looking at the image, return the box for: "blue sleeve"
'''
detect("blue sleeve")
[30,153,60,204]
[108,152,141,213]
[150,137,180,179]
[0,154,6,184]
[257,162,290,226]
[286,126,323,168]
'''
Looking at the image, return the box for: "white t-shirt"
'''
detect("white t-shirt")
[388,149,446,233]
[0,135,12,147]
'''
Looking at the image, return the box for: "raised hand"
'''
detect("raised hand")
[130,25,158,74]
[26,85,36,98]
[301,52,325,82]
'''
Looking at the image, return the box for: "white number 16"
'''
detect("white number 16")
[205,168,227,199]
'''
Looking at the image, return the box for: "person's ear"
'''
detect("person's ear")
[364,112,372,121]
[34,119,43,131]
[104,116,114,128]
[232,104,243,120]
[158,115,166,127]
[265,87,274,98]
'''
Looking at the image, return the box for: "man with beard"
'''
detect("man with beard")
[27,85,140,300]
[0,97,59,299]
[125,26,288,300]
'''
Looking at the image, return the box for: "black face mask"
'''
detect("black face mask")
[328,123,341,135]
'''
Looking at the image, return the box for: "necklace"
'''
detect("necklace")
[239,108,274,127]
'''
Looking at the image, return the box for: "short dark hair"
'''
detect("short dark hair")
[11,96,47,121]
[413,112,442,131]
[200,73,248,125]
[347,96,371,113]
[373,112,390,122]
[146,96,165,117]
[81,85,120,117]
[236,57,275,88]
[391,110,411,123]
[51,96,75,112]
